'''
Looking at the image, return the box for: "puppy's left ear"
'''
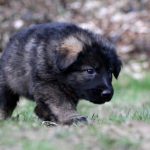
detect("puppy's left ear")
[113,58,122,79]
[57,36,83,70]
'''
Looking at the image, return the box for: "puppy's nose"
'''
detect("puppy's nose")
[101,90,112,101]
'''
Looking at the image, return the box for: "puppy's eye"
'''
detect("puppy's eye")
[86,68,96,74]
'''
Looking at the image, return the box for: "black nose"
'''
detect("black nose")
[101,90,113,101]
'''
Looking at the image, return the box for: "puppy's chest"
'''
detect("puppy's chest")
[59,84,78,101]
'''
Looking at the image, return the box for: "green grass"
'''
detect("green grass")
[0,72,150,150]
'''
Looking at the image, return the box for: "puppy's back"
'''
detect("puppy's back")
[0,23,85,98]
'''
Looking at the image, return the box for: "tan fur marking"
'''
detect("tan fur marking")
[61,36,83,56]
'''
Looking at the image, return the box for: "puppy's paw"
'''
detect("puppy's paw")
[0,110,8,120]
[64,115,89,125]
[42,121,58,127]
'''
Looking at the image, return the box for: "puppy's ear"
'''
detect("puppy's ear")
[113,58,122,79]
[57,36,83,70]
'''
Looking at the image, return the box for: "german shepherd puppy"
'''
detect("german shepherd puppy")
[0,23,122,125]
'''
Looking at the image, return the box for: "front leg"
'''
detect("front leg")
[33,81,88,125]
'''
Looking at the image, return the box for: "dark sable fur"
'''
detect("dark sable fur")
[0,23,122,124]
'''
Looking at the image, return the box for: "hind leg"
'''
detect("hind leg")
[0,85,19,120]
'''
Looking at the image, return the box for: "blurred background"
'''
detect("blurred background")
[0,0,150,79]
[0,1,150,150]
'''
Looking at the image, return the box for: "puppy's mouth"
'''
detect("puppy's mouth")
[85,86,113,104]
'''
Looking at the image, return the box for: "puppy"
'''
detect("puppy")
[0,23,122,125]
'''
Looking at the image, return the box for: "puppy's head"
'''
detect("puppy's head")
[57,31,122,104]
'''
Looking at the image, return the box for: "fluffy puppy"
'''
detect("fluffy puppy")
[0,23,122,124]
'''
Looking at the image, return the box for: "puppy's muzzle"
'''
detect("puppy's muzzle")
[100,89,113,102]
[85,86,114,104]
